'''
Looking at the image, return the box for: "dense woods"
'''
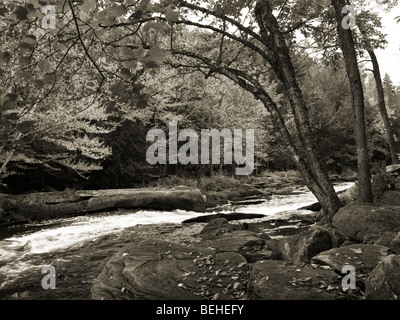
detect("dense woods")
[1,0,400,215]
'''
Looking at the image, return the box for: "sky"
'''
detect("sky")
[375,6,400,86]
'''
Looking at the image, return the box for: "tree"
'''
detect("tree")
[143,0,343,218]
[331,0,373,203]
[0,0,169,188]
[356,7,400,165]
[366,51,399,164]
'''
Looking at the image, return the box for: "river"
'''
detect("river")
[0,182,353,298]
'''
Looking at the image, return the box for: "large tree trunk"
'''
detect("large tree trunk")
[368,49,399,164]
[256,92,343,219]
[331,0,373,203]
[254,1,343,219]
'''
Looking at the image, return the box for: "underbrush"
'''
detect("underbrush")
[149,169,305,193]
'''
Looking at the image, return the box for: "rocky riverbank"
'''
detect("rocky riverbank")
[2,199,400,300]
[89,201,400,301]
[89,168,400,300]
[2,169,399,300]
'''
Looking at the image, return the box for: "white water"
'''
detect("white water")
[0,182,353,289]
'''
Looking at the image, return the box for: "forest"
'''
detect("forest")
[0,0,400,216]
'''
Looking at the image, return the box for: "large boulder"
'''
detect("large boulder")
[90,239,250,300]
[338,183,358,205]
[365,254,400,300]
[332,204,400,243]
[390,232,400,254]
[264,226,346,264]
[380,191,400,206]
[312,244,390,274]
[248,260,346,300]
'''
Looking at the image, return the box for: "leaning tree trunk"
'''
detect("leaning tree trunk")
[254,1,343,218]
[331,0,373,203]
[256,92,343,220]
[368,49,399,165]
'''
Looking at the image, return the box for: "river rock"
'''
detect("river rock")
[338,183,358,205]
[200,218,236,240]
[0,196,18,210]
[298,202,322,212]
[248,260,344,300]
[90,239,250,300]
[390,232,400,254]
[241,249,275,263]
[332,204,400,243]
[386,164,400,173]
[197,230,265,255]
[311,244,390,274]
[365,254,400,300]
[0,187,205,223]
[264,226,346,264]
[182,212,265,224]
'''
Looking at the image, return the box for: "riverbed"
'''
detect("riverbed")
[0,182,353,299]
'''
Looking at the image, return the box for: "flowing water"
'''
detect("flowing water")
[0,182,353,295]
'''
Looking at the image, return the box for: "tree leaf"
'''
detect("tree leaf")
[165,6,179,22]
[0,93,18,111]
[14,6,28,20]
[38,59,53,73]
[16,121,36,133]
[34,79,45,89]
[119,68,131,79]
[0,7,9,16]
[0,51,10,63]
[79,0,96,13]
[136,94,149,109]
[4,113,20,120]
[43,72,56,84]
[105,101,116,113]
[20,35,37,50]
[144,45,167,64]
[15,70,33,80]
[104,4,127,20]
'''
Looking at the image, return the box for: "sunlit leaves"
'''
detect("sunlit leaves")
[96,3,127,25]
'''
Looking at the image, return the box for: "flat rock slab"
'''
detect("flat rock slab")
[197,230,265,253]
[182,212,265,224]
[312,244,390,274]
[90,239,250,300]
[0,187,205,224]
[248,260,344,300]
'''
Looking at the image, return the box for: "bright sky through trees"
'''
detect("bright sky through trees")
[375,6,400,85]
